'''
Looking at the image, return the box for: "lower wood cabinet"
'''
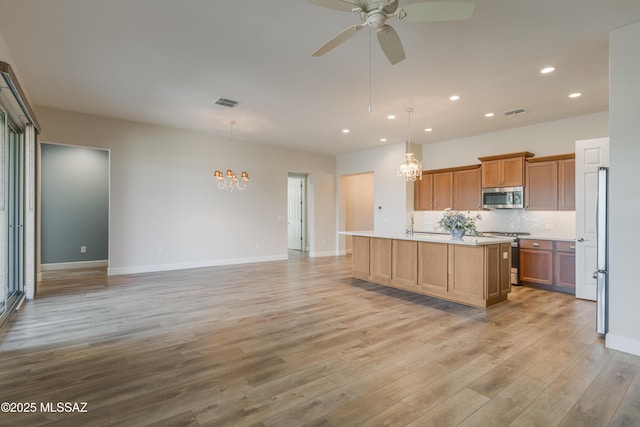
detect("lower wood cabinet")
[554,241,576,290]
[519,239,553,285]
[519,238,576,293]
[351,236,511,308]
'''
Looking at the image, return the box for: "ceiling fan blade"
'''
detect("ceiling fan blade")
[377,25,405,65]
[299,0,357,12]
[312,25,364,57]
[399,2,476,22]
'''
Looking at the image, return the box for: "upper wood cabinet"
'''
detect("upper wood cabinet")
[526,160,558,210]
[433,172,453,211]
[414,173,433,210]
[414,171,452,211]
[453,166,482,211]
[478,152,534,188]
[415,165,480,211]
[558,158,575,211]
[525,154,575,211]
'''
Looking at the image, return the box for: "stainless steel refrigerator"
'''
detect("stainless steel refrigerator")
[595,167,609,335]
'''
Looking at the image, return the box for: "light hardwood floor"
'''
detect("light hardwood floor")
[1,253,639,426]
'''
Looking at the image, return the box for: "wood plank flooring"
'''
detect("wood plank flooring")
[1,252,639,426]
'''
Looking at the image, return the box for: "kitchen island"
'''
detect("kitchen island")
[342,232,513,308]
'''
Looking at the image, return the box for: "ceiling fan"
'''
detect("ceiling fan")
[304,0,476,65]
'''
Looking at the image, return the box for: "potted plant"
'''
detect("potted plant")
[438,208,482,240]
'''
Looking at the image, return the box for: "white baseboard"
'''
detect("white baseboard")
[107,254,288,276]
[606,333,640,357]
[308,250,340,258]
[41,260,108,271]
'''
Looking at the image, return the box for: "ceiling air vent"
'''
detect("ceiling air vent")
[502,108,527,117]
[214,97,239,108]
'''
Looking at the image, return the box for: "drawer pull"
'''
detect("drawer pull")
[532,243,539,247]
[569,245,576,249]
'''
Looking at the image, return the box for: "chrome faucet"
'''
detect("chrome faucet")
[406,213,414,236]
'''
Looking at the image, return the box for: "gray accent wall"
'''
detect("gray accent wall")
[41,143,108,264]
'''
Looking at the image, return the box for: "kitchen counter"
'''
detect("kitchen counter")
[343,232,513,308]
[519,235,575,242]
[340,231,513,246]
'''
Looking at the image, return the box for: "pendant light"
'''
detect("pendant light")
[214,120,250,191]
[397,108,422,181]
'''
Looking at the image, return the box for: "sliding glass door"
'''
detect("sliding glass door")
[0,107,25,321]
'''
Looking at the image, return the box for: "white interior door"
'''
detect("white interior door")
[287,176,304,250]
[575,137,609,300]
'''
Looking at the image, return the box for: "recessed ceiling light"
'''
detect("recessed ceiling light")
[540,66,556,74]
[424,128,433,132]
[569,92,582,98]
[342,129,350,134]
[387,115,396,119]
[380,138,387,142]
[485,112,495,118]
[449,95,460,101]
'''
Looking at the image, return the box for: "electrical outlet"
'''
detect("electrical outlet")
[80,246,87,254]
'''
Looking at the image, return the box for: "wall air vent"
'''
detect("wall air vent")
[503,108,527,117]
[214,97,239,108]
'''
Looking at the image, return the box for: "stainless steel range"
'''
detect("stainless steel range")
[481,231,530,285]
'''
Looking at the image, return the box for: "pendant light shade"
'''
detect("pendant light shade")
[397,108,422,181]
[214,120,250,191]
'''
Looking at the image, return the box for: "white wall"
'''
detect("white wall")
[422,112,609,169]
[607,21,640,356]
[34,106,337,275]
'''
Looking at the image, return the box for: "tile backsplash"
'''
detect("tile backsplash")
[414,209,576,239]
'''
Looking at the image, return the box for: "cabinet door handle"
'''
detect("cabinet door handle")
[532,243,539,247]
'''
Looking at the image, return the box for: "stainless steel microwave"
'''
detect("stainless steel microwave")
[482,186,524,209]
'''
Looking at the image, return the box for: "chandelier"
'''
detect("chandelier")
[397,108,422,182]
[214,120,250,191]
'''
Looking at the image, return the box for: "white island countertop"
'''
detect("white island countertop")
[339,231,514,246]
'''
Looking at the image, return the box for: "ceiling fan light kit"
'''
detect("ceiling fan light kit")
[305,0,475,65]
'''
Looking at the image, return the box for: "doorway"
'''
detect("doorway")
[341,172,374,253]
[287,174,306,251]
[40,143,109,273]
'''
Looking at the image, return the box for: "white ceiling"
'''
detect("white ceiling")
[1,0,640,156]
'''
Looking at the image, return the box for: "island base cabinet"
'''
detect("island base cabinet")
[369,238,392,285]
[392,240,419,291]
[486,243,512,299]
[448,246,485,305]
[352,236,370,280]
[350,236,510,308]
[418,242,449,298]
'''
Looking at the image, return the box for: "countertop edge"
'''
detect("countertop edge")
[519,235,576,242]
[339,231,514,246]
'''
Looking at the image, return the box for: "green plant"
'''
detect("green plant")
[438,209,481,236]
